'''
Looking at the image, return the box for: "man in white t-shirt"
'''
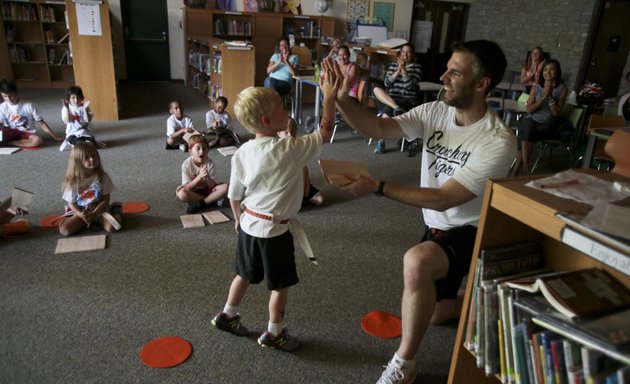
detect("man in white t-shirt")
[327,40,517,384]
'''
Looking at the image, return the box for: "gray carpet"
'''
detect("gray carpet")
[0,82,459,384]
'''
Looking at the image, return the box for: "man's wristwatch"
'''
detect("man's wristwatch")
[375,181,385,196]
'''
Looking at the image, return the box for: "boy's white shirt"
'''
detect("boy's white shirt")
[0,100,43,133]
[228,133,323,238]
[166,114,194,137]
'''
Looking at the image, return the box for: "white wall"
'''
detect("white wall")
[167,0,185,80]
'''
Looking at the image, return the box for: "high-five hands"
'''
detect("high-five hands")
[321,57,351,100]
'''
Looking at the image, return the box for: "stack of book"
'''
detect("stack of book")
[465,242,630,383]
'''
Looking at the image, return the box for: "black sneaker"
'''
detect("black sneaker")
[257,330,300,352]
[393,107,406,116]
[186,200,204,214]
[216,197,226,208]
[211,312,249,336]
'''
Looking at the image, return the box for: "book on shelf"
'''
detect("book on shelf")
[550,338,569,384]
[515,295,630,353]
[506,268,630,319]
[318,159,369,186]
[563,339,585,384]
[463,241,542,374]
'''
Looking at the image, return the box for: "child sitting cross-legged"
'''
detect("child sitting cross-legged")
[205,96,240,148]
[175,134,228,214]
[165,99,196,151]
[59,141,122,236]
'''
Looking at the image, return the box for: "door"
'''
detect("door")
[411,0,469,83]
[581,1,630,97]
[121,0,170,81]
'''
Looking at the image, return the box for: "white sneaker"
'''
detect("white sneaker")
[376,356,417,384]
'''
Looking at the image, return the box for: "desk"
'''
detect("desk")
[580,126,625,168]
[293,75,320,126]
[418,81,443,103]
[497,98,527,126]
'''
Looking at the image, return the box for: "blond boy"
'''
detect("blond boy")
[211,59,339,351]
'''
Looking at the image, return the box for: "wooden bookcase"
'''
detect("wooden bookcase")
[185,36,254,115]
[0,0,72,88]
[447,173,630,384]
[184,8,334,90]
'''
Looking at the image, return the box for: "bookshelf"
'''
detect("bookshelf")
[185,36,254,115]
[448,172,630,383]
[0,0,73,88]
[184,8,334,88]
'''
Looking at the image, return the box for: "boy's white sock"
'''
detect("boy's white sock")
[223,304,238,317]
[268,321,283,337]
[393,352,415,367]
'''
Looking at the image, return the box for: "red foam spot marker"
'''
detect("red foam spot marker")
[122,202,150,214]
[39,214,66,228]
[361,310,402,339]
[140,336,192,368]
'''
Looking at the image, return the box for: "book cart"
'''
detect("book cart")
[448,172,630,383]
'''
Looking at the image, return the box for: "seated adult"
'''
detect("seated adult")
[337,46,359,99]
[519,46,544,94]
[326,38,341,62]
[263,37,299,96]
[511,59,568,176]
[372,43,422,153]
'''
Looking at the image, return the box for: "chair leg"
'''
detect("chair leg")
[530,143,547,174]
[330,122,338,143]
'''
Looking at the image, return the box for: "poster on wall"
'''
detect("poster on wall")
[371,1,395,31]
[76,2,102,36]
[347,0,369,42]
[413,20,432,53]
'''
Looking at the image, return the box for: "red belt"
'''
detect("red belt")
[429,227,445,237]
[245,208,289,224]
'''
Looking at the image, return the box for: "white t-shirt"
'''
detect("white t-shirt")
[205,110,231,129]
[166,114,195,137]
[0,100,43,134]
[228,133,323,238]
[62,172,116,211]
[396,101,517,230]
[180,156,217,189]
[62,104,91,137]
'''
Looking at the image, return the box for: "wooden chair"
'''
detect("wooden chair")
[603,128,630,177]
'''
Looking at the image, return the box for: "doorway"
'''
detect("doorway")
[410,0,469,83]
[121,0,171,81]
[578,0,630,97]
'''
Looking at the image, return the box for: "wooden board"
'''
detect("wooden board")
[55,234,107,254]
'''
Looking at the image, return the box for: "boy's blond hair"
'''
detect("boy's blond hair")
[234,87,278,134]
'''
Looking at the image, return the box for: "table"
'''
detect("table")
[580,126,626,168]
[495,81,524,100]
[418,81,443,103]
[293,75,320,126]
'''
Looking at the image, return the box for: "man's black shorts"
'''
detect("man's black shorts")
[421,225,477,300]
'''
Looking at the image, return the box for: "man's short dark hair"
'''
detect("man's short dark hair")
[451,40,507,93]
[0,78,18,94]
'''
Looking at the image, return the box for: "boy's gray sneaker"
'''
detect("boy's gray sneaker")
[257,330,300,352]
[211,312,249,336]
[376,356,417,384]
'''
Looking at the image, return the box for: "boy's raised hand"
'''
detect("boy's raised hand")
[321,57,349,100]
[319,58,340,100]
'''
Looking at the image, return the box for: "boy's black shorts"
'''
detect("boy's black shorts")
[234,229,298,290]
[421,225,477,301]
